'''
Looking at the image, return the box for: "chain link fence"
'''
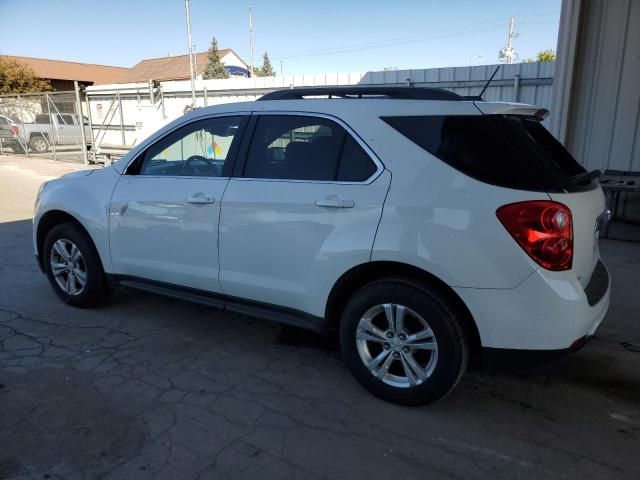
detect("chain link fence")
[0,87,90,163]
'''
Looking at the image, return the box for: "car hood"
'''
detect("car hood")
[59,169,96,180]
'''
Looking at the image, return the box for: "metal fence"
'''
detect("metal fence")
[0,82,90,163]
[82,61,554,163]
[0,63,554,165]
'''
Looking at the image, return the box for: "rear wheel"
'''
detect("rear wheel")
[339,280,468,406]
[29,136,49,153]
[43,223,108,307]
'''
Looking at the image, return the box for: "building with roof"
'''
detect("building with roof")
[0,55,128,91]
[117,50,250,84]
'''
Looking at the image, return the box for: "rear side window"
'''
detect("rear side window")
[338,135,377,181]
[382,115,587,192]
[244,115,377,182]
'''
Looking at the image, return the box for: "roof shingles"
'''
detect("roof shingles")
[0,55,128,85]
[119,50,233,83]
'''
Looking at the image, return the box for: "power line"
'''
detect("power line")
[269,17,555,62]
[269,17,507,60]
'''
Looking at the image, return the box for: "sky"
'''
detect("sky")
[0,0,561,74]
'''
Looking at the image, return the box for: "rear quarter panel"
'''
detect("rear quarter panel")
[346,108,548,289]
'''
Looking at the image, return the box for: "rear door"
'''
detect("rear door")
[547,189,605,286]
[219,113,390,317]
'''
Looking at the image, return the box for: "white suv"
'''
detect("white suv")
[33,87,611,405]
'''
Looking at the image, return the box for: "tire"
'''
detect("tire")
[43,223,108,307]
[29,136,49,153]
[339,279,468,406]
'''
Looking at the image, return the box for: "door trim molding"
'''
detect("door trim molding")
[107,274,327,333]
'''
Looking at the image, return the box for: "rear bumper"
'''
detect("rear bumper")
[454,259,610,351]
[481,335,590,371]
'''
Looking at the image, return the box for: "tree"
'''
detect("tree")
[536,49,556,62]
[260,51,275,77]
[521,49,557,64]
[201,36,229,80]
[0,58,52,94]
[253,51,275,77]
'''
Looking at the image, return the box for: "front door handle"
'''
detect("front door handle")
[186,193,215,204]
[315,197,355,208]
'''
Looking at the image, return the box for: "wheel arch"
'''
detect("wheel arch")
[325,261,482,367]
[36,210,102,272]
[29,132,49,141]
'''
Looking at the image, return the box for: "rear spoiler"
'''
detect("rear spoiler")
[473,102,549,121]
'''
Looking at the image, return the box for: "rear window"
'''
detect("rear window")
[382,115,589,192]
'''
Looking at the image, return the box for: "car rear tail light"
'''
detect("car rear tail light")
[10,125,18,136]
[496,201,573,271]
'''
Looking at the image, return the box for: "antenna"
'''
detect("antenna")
[478,66,500,100]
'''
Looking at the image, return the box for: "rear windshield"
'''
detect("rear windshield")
[382,114,591,192]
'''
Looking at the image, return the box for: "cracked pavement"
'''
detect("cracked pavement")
[1,154,639,479]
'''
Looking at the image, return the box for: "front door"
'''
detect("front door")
[55,114,77,145]
[219,113,390,317]
[109,115,246,292]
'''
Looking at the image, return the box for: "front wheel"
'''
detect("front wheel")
[43,223,108,307]
[339,280,468,406]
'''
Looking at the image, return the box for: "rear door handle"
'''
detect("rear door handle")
[186,194,215,204]
[315,197,355,208]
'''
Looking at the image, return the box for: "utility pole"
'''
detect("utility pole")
[280,60,283,76]
[248,6,254,77]
[500,16,517,64]
[184,0,196,107]
[193,43,197,74]
[507,16,515,64]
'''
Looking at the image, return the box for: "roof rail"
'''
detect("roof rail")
[257,86,466,102]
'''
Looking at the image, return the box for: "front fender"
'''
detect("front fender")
[34,166,121,273]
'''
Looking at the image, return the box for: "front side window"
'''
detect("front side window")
[244,115,377,181]
[132,116,243,177]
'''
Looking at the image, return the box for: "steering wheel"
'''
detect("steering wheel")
[183,155,221,176]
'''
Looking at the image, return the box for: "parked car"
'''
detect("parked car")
[33,87,611,405]
[15,113,91,153]
[0,114,24,152]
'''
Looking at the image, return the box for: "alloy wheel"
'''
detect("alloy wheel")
[50,239,87,296]
[356,303,438,388]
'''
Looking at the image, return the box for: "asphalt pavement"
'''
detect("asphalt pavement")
[1,153,639,480]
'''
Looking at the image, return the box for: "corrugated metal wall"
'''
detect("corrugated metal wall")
[358,61,555,109]
[566,0,640,173]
